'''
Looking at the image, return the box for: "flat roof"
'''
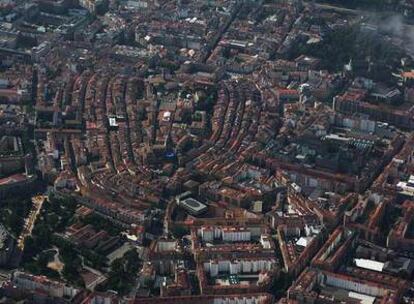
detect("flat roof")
[348,291,375,304]
[354,258,384,272]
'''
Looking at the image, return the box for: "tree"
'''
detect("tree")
[102,249,141,295]
[171,225,189,238]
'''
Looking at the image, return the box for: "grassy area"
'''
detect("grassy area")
[22,193,84,286]
[24,249,61,280]
[22,192,128,287]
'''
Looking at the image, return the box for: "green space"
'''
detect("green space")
[0,196,32,237]
[22,194,83,285]
[22,193,121,287]
[96,249,142,295]
[170,225,190,238]
[229,274,240,285]
[291,24,404,82]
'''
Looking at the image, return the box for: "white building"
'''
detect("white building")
[13,271,78,299]
[323,272,387,297]
[198,226,252,242]
[203,258,276,277]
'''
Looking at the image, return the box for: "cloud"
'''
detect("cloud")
[384,15,414,55]
[367,13,414,56]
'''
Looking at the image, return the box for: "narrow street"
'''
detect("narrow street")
[16,195,46,251]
